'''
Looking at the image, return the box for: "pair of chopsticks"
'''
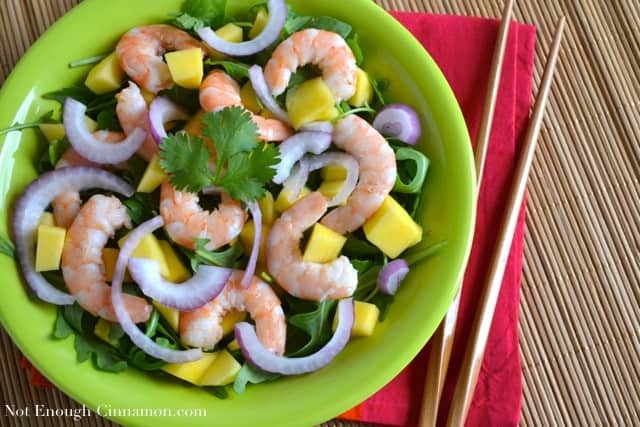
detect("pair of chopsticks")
[418,0,566,425]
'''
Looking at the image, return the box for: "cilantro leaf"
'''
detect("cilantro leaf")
[218,143,278,202]
[203,106,258,161]
[205,60,250,81]
[160,133,212,192]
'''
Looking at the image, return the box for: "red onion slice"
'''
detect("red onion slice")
[112,216,202,363]
[128,258,231,310]
[236,298,354,375]
[11,167,133,305]
[197,0,286,56]
[300,121,333,133]
[64,98,146,164]
[283,153,359,207]
[273,131,332,184]
[248,65,289,123]
[377,259,410,295]
[148,96,190,143]
[372,103,422,145]
[241,202,262,288]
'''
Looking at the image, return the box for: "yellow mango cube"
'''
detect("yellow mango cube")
[39,117,97,142]
[286,77,336,129]
[35,225,66,272]
[348,68,373,107]
[249,8,269,39]
[240,82,262,114]
[239,221,270,264]
[197,350,241,386]
[363,196,423,258]
[152,301,180,332]
[85,53,124,95]
[275,187,311,213]
[321,165,347,181]
[258,191,276,225]
[184,110,205,137]
[333,301,379,336]
[38,212,55,227]
[165,48,203,89]
[221,310,247,336]
[118,233,170,278]
[102,248,132,282]
[158,240,191,283]
[140,88,155,105]
[316,106,340,121]
[318,180,345,202]
[302,223,346,263]
[163,353,218,385]
[94,318,111,343]
[209,24,243,59]
[137,154,168,193]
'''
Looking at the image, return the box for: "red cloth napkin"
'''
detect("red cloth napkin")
[19,11,536,427]
[339,12,536,427]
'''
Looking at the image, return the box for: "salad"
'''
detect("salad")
[0,0,440,396]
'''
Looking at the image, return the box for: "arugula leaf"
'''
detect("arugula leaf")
[346,33,364,65]
[68,53,108,69]
[74,335,93,363]
[204,106,258,161]
[0,235,15,259]
[370,77,390,108]
[284,11,311,36]
[160,133,212,192]
[205,60,250,81]
[308,16,352,38]
[233,363,280,394]
[188,239,244,269]
[405,241,448,266]
[52,308,73,339]
[169,12,207,32]
[96,107,123,131]
[181,0,226,28]
[204,386,230,399]
[370,293,394,321]
[159,86,201,114]
[123,192,157,226]
[42,85,96,105]
[95,351,128,373]
[287,300,337,357]
[49,137,70,167]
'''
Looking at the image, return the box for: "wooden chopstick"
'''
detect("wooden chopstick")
[417,1,515,425]
[445,16,567,427]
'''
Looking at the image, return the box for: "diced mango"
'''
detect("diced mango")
[35,225,66,272]
[239,220,270,264]
[94,318,111,343]
[118,233,170,278]
[85,53,124,95]
[240,82,262,114]
[318,180,345,202]
[286,77,336,129]
[102,248,132,282]
[137,154,167,193]
[158,240,191,283]
[184,110,205,137]
[153,301,180,332]
[333,300,380,336]
[316,106,340,121]
[165,48,203,89]
[197,350,242,386]
[38,212,55,227]
[275,187,311,213]
[258,191,276,225]
[249,8,269,39]
[302,223,346,263]
[363,196,423,258]
[348,68,373,107]
[140,88,155,105]
[163,353,218,385]
[208,24,243,59]
[39,117,97,142]
[227,338,240,351]
[321,165,347,181]
[221,310,247,336]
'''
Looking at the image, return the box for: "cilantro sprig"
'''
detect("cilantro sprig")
[159,106,279,203]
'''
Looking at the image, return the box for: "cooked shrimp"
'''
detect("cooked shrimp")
[52,130,124,228]
[61,195,152,323]
[321,115,396,234]
[180,270,286,355]
[266,192,358,301]
[199,70,292,142]
[264,29,357,101]
[116,24,203,94]
[160,182,247,250]
[116,81,159,161]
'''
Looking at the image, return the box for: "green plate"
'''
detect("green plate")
[0,0,475,425]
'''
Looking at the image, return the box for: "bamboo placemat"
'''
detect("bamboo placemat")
[1,1,639,426]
